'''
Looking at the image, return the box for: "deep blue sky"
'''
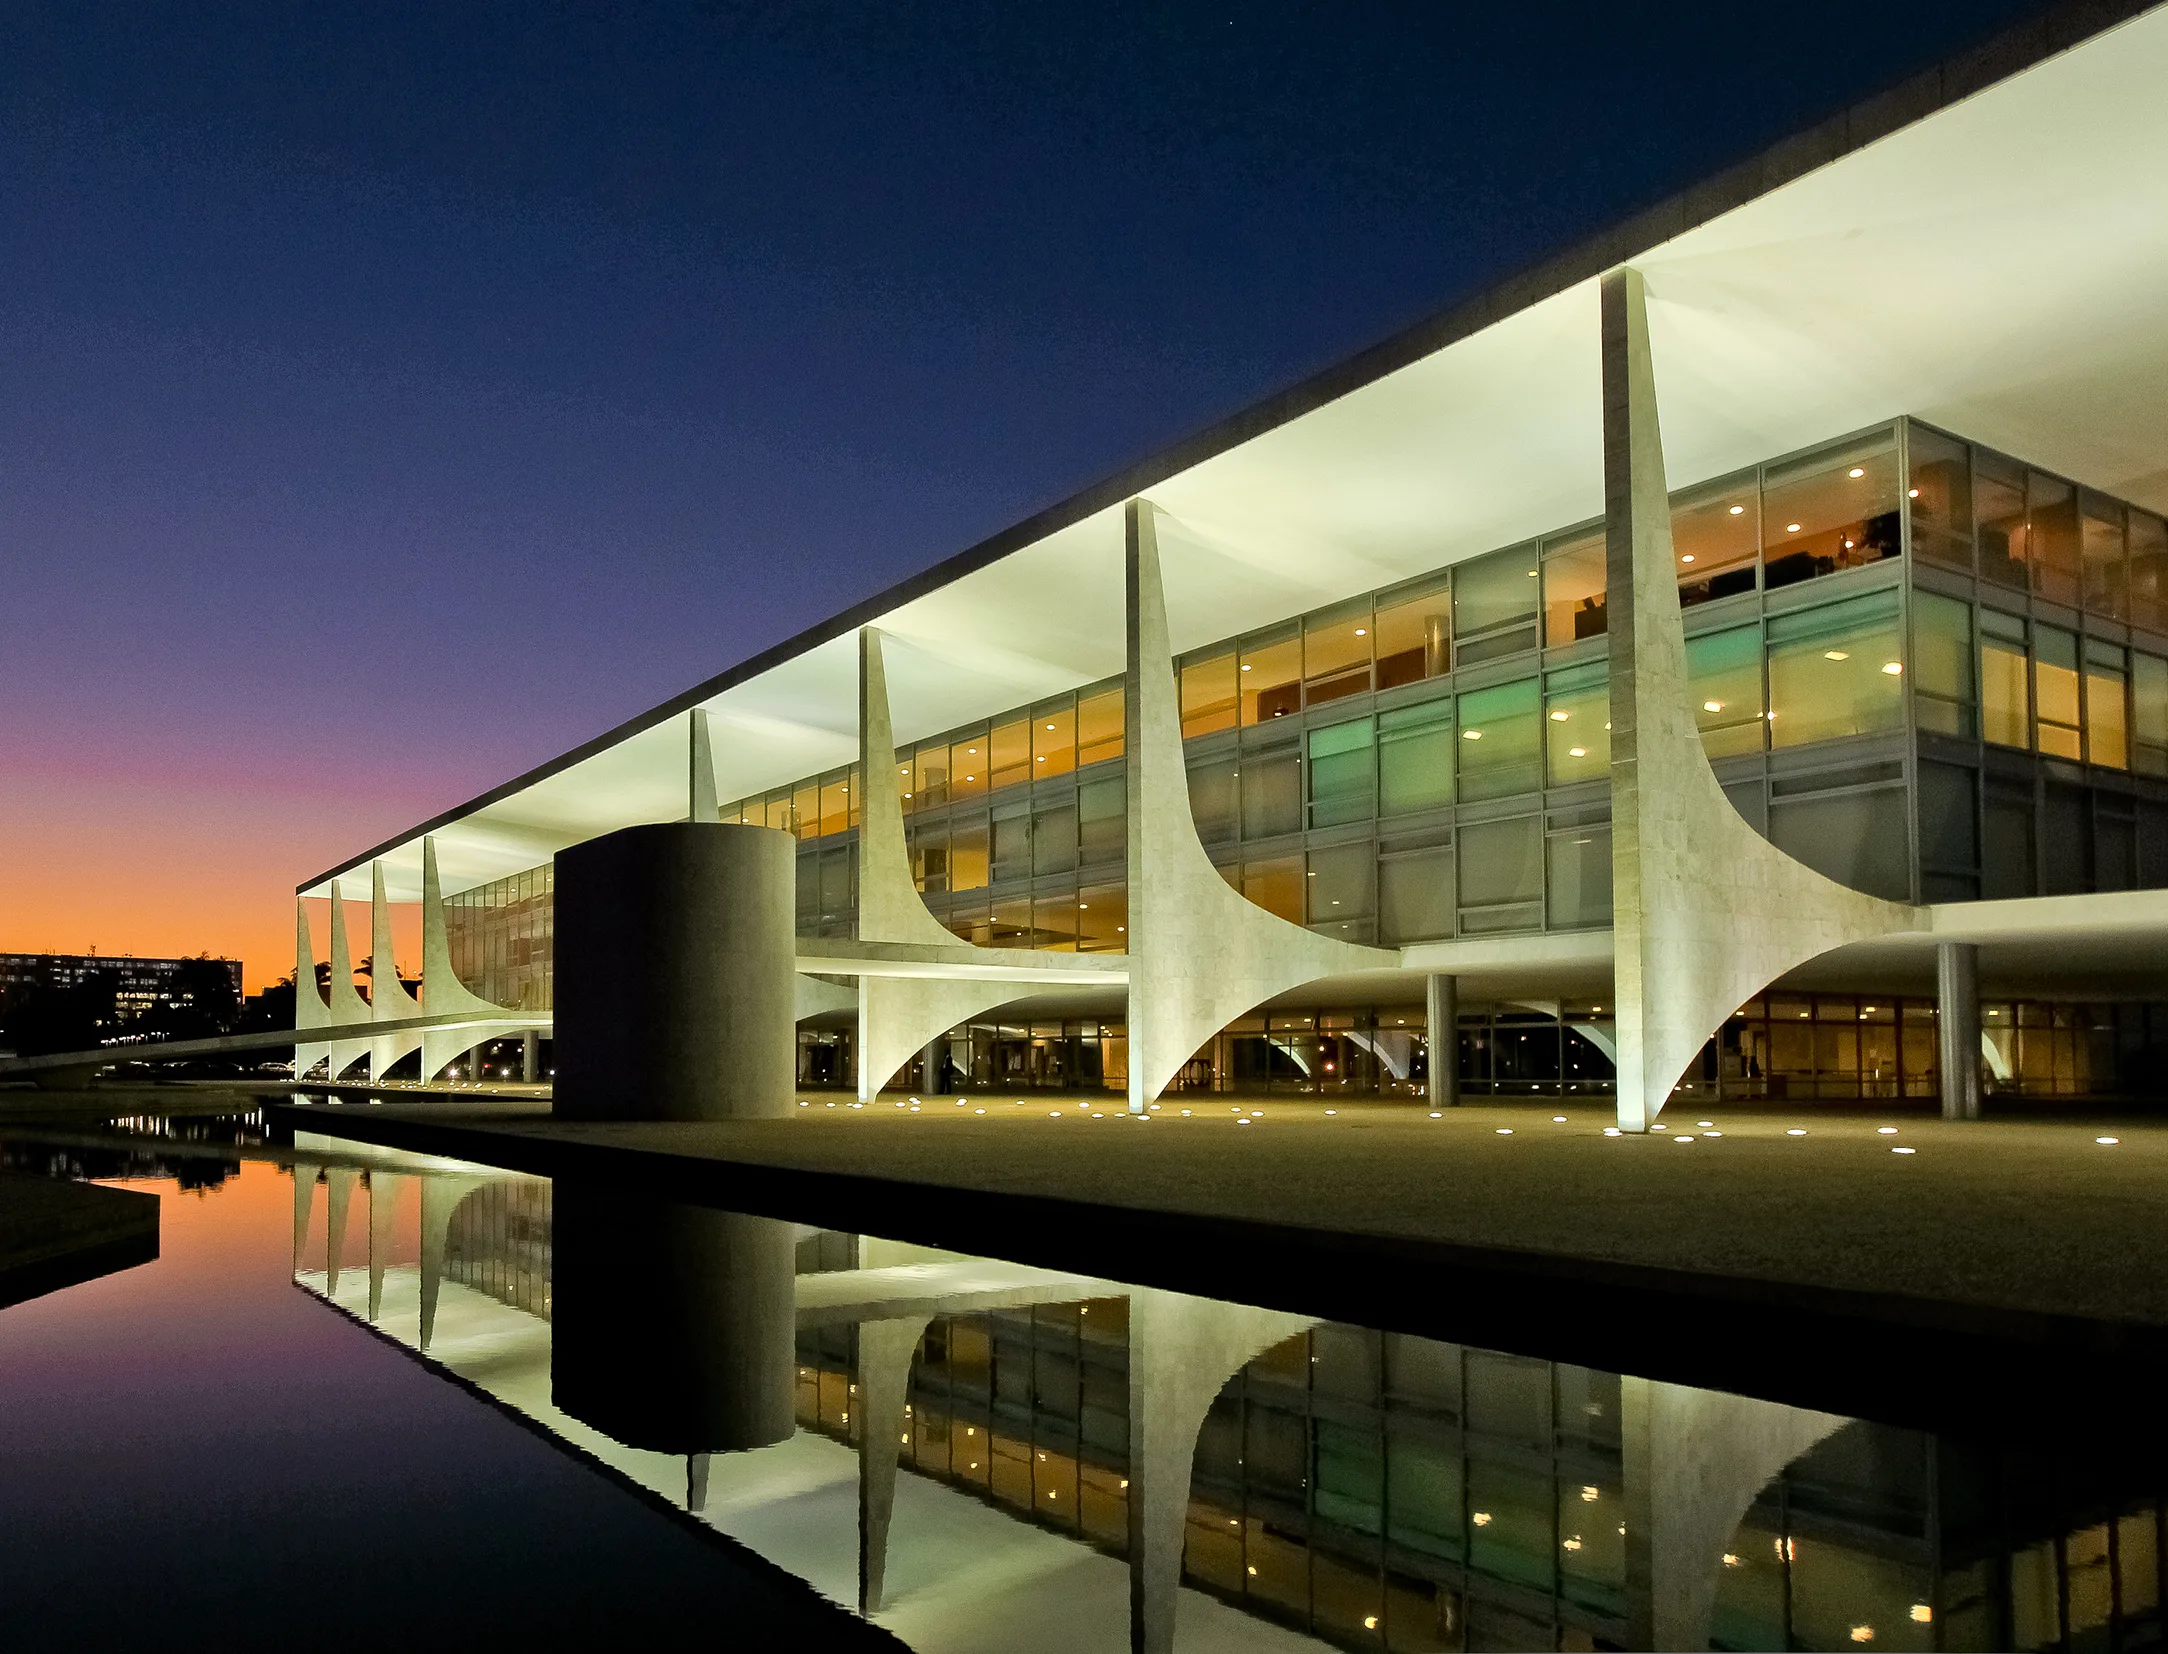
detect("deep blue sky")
[0,0,2038,974]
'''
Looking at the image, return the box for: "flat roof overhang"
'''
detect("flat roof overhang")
[308,0,2168,902]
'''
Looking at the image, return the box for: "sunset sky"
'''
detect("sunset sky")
[0,1,2033,990]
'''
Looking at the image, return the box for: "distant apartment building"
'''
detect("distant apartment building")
[0,953,243,1023]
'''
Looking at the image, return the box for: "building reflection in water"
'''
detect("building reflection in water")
[288,1135,2168,1653]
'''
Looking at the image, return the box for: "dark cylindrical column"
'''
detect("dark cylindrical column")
[520,1030,539,1084]
[551,1185,795,1455]
[1937,942,1981,1121]
[554,821,795,1121]
[1427,974,1460,1108]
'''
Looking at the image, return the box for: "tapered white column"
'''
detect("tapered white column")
[1600,267,1920,1130]
[368,861,423,1080]
[292,901,330,1081]
[418,836,526,1082]
[324,883,373,1081]
[1123,500,1396,1113]
[854,626,1021,1100]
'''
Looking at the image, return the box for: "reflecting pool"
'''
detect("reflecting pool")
[2,1105,2162,1652]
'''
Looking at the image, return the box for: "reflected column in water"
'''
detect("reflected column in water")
[291,1162,318,1271]
[1623,1376,1845,1652]
[856,1314,934,1614]
[1127,1287,1312,1654]
[366,1170,402,1323]
[551,1187,795,1472]
[323,1166,358,1295]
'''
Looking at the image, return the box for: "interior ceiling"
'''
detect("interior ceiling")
[318,5,2168,901]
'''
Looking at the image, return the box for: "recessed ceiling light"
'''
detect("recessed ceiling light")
[1908,487,1921,498]
[1549,710,1570,721]
[1849,467,1865,478]
[1787,523,1803,533]
[1824,650,1850,661]
[1703,700,1723,712]
[1728,505,1745,516]
[1881,661,1903,675]
[1680,554,1696,563]
[1462,729,1482,740]
[1354,627,1367,636]
[1568,746,1587,757]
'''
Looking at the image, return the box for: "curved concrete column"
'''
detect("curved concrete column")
[292,902,330,1081]
[795,974,857,1021]
[1600,267,1921,1130]
[417,836,527,1081]
[1127,1287,1314,1654]
[324,883,373,1080]
[367,862,423,1080]
[1622,1377,1846,1652]
[1124,500,1398,1112]
[854,1313,935,1614]
[854,626,1025,1100]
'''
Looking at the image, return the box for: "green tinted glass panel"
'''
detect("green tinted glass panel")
[1766,592,1903,748]
[1307,717,1375,827]
[1378,697,1454,816]
[1686,624,1765,756]
[1456,678,1541,800]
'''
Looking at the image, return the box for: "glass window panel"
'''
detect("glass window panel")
[1456,542,1540,636]
[1769,785,1912,901]
[1542,530,1607,646]
[1378,846,1454,943]
[1304,600,1373,704]
[1907,423,1972,569]
[1761,431,1901,590]
[1910,590,1975,739]
[1307,717,1376,827]
[1033,704,1076,779]
[2134,653,2168,776]
[986,722,1027,791]
[1032,890,1077,952]
[791,783,818,840]
[950,818,989,892]
[2087,659,2129,770]
[989,895,1034,947]
[1547,826,1612,928]
[1373,577,1450,689]
[1188,756,1239,842]
[1766,593,1904,748]
[818,776,850,837]
[2029,472,2081,606]
[913,744,949,810]
[1240,632,1303,725]
[1242,856,1303,923]
[991,810,1031,883]
[819,847,853,921]
[910,821,948,893]
[1672,474,1761,606]
[1917,761,1978,873]
[1378,697,1454,816]
[1077,687,1123,766]
[1686,625,1766,756]
[1456,677,1541,800]
[2034,625,2083,760]
[1077,776,1124,865]
[1181,651,1238,738]
[1544,663,1609,785]
[1976,452,2029,591]
[1241,749,1302,839]
[1307,842,1375,938]
[2081,495,2128,621]
[1458,816,1543,908]
[1982,619,2031,749]
[1077,883,1126,951]
[2131,512,2168,634]
[1032,800,1078,876]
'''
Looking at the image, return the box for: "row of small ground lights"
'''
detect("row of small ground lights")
[797,1097,2126,1149]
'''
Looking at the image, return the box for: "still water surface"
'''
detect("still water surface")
[1,1106,2161,1653]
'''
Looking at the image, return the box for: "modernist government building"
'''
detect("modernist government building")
[298,0,2168,1125]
